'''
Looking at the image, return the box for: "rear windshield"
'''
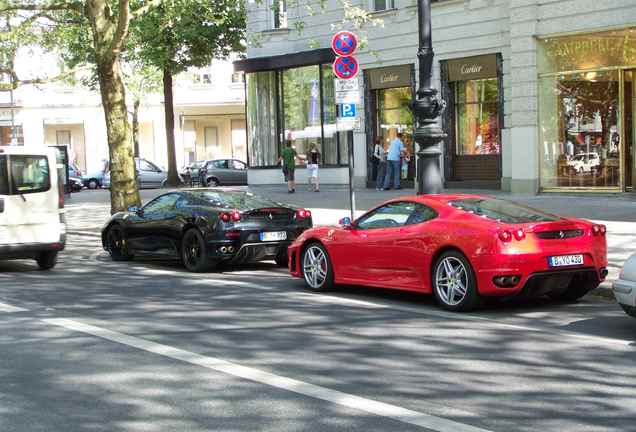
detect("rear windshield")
[185,191,284,210]
[10,155,51,194]
[448,198,560,224]
[0,156,8,195]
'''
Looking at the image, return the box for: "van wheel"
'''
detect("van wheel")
[36,251,58,270]
[106,225,133,261]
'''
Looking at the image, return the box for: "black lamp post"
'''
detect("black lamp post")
[411,0,446,194]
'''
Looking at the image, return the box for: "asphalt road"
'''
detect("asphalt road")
[1,196,636,432]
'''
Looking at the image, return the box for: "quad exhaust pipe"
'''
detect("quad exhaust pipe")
[218,245,236,254]
[493,275,521,288]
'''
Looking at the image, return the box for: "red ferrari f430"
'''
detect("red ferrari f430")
[288,195,608,311]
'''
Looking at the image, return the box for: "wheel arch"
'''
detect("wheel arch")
[299,237,335,276]
[102,221,123,248]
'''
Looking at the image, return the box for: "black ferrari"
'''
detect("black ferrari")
[101,190,313,272]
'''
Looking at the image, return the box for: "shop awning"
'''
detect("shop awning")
[233,48,335,73]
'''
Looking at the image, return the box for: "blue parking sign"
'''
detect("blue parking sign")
[338,103,357,118]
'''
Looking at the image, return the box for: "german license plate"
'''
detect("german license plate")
[548,254,584,267]
[260,231,287,242]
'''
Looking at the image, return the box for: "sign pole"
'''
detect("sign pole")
[347,130,355,221]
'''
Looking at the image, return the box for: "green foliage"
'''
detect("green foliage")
[129,0,246,75]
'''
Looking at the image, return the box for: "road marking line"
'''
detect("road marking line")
[0,302,28,313]
[44,317,491,432]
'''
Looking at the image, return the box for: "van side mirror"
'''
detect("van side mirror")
[339,217,353,229]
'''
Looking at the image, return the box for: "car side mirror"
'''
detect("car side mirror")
[339,217,353,229]
[128,205,143,216]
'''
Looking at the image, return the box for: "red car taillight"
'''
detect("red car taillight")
[498,228,525,243]
[296,209,311,219]
[498,230,512,242]
[591,224,606,236]
[220,212,230,222]
[231,210,241,222]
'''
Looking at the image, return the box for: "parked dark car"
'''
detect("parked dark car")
[69,176,83,192]
[200,159,247,187]
[101,190,313,272]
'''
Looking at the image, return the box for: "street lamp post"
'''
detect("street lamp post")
[411,0,446,195]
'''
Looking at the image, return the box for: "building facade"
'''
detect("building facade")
[0,60,246,175]
[237,0,636,193]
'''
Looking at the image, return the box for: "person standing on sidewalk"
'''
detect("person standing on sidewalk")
[279,141,302,193]
[373,138,387,190]
[307,143,321,192]
[382,132,405,190]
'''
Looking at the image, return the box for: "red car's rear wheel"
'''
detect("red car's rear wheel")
[433,251,480,312]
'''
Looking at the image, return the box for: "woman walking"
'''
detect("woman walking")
[307,143,321,192]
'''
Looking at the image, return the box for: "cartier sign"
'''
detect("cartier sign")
[367,64,412,90]
[447,54,498,82]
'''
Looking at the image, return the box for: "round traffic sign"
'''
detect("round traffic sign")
[333,56,359,80]
[331,31,358,57]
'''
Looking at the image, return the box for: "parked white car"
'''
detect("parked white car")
[567,152,601,173]
[0,146,66,269]
[613,254,636,318]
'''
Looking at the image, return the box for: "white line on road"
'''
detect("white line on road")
[44,317,492,432]
[0,302,28,313]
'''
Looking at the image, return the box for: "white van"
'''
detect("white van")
[0,146,66,269]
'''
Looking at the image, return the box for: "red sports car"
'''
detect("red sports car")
[288,194,608,311]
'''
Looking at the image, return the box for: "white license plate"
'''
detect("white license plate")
[548,254,584,267]
[260,231,287,242]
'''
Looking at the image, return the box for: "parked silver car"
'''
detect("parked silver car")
[613,254,636,318]
[103,158,182,189]
[200,159,247,187]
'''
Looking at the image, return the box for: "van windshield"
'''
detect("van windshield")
[0,155,8,195]
[10,156,50,194]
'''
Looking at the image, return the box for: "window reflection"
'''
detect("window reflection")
[456,78,500,155]
[539,70,620,188]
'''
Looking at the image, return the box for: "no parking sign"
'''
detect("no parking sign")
[331,31,359,80]
[333,56,359,80]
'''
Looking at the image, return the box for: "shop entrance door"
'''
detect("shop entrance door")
[625,70,636,190]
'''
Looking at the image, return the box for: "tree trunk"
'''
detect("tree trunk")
[97,57,141,214]
[85,0,140,214]
[163,66,180,186]
[132,98,140,157]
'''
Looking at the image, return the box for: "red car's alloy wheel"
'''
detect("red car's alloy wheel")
[435,256,469,307]
[302,244,330,290]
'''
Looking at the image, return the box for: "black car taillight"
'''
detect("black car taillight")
[220,211,241,223]
[296,209,311,220]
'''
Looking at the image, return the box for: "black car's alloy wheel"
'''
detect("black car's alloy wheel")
[182,228,214,272]
[432,251,480,312]
[106,225,133,261]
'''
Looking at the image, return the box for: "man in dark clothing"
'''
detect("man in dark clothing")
[279,141,300,193]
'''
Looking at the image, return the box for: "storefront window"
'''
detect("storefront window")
[282,66,320,159]
[456,78,500,155]
[539,70,620,189]
[246,71,278,167]
[377,87,413,152]
[245,65,349,168]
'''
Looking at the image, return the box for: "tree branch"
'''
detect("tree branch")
[0,1,83,13]
[0,64,89,90]
[131,0,163,19]
[110,0,130,55]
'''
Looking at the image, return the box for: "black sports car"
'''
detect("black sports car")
[101,190,313,272]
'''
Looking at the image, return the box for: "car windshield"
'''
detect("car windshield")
[9,155,51,194]
[448,198,560,224]
[186,191,284,211]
